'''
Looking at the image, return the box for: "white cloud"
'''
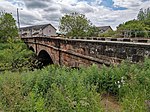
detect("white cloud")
[56,0,78,5]
[113,0,141,7]
[0,0,150,30]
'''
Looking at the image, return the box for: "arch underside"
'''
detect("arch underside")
[38,50,54,67]
[29,46,34,52]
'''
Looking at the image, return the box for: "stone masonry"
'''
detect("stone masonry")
[22,37,150,68]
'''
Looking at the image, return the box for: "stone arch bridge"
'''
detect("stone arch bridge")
[22,37,150,67]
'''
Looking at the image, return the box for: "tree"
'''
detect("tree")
[0,38,35,72]
[137,8,150,21]
[59,12,94,37]
[116,20,148,38]
[86,26,99,37]
[115,8,150,38]
[137,8,145,21]
[0,12,18,42]
[137,8,150,37]
[99,30,116,37]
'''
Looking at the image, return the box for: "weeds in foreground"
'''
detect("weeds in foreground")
[0,59,150,111]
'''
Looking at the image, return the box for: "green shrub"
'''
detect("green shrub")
[0,38,35,72]
[0,66,103,112]
[0,59,150,111]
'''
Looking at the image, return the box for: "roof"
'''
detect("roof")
[97,26,113,31]
[20,23,56,30]
[32,32,39,35]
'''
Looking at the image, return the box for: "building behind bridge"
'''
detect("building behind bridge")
[97,26,113,34]
[20,24,57,37]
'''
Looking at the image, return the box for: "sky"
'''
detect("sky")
[0,0,150,31]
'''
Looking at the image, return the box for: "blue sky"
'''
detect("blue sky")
[100,0,127,10]
[0,0,150,30]
[79,0,127,10]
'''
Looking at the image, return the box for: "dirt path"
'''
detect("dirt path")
[101,94,121,112]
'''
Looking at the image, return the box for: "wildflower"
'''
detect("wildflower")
[118,84,121,88]
[121,76,125,85]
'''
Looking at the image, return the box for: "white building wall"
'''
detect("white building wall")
[43,25,56,36]
[21,24,56,37]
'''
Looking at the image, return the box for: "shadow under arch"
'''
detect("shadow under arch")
[29,46,35,52]
[38,50,54,68]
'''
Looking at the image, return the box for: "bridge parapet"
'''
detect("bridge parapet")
[63,36,150,43]
[22,37,150,67]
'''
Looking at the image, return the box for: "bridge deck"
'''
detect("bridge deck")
[22,36,150,67]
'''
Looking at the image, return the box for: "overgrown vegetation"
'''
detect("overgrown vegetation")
[115,7,150,38]
[0,10,150,112]
[0,12,18,41]
[0,11,37,72]
[98,29,116,37]
[0,38,36,72]
[0,59,150,111]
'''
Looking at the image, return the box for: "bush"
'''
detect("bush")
[0,59,150,111]
[0,66,103,112]
[0,38,35,72]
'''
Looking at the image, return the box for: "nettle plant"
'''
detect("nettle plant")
[82,64,129,97]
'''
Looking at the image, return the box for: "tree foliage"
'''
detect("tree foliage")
[0,11,37,72]
[99,29,116,37]
[137,8,150,21]
[115,7,150,38]
[0,12,18,42]
[0,38,34,72]
[116,20,148,38]
[86,26,99,37]
[59,12,98,37]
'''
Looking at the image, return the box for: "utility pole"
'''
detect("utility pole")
[17,8,22,37]
[17,8,20,30]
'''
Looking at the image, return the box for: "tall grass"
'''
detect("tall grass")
[0,66,103,112]
[0,59,150,111]
[0,39,35,72]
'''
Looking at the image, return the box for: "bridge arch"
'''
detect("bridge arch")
[29,46,35,52]
[38,50,54,67]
